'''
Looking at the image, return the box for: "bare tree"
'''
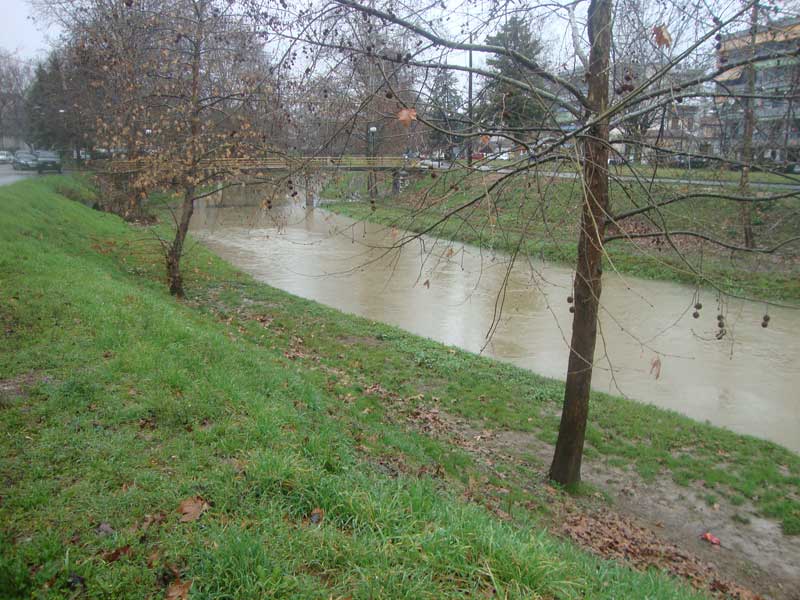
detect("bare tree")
[0,51,32,150]
[260,0,800,487]
[44,0,277,295]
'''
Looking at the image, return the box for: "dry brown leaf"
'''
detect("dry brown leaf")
[178,497,210,522]
[480,134,490,146]
[422,279,430,289]
[147,549,161,568]
[142,512,167,531]
[309,507,324,525]
[649,356,662,380]
[653,25,672,48]
[95,522,115,536]
[397,108,417,127]
[165,579,192,599]
[101,545,132,563]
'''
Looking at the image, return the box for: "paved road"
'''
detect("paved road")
[0,164,35,186]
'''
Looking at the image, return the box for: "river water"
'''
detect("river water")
[191,191,800,453]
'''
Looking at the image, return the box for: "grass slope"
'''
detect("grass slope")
[323,171,800,303]
[0,178,717,598]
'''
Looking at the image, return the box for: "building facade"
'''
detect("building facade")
[716,17,800,164]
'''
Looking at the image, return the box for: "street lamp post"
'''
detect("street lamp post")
[368,125,377,204]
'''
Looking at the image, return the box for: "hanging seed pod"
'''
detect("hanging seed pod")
[694,302,702,310]
[763,314,770,323]
[761,320,769,328]
[693,311,700,319]
[567,295,574,304]
[569,306,575,314]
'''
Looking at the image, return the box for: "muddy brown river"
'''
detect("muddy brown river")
[191,192,800,453]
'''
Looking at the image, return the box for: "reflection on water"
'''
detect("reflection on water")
[191,189,800,453]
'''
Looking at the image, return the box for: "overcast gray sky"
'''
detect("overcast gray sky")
[1,0,59,61]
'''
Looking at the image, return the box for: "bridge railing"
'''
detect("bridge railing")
[91,156,419,174]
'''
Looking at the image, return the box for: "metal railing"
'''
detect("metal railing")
[93,156,419,174]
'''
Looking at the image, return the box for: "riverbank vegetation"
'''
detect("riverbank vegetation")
[322,170,800,304]
[2,177,799,598]
[441,159,800,186]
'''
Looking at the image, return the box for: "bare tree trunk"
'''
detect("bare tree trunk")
[165,7,203,298]
[739,0,759,249]
[549,0,612,487]
[166,186,195,298]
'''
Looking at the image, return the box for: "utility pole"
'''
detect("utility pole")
[467,31,473,167]
[368,125,377,205]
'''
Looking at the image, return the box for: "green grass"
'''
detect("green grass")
[322,170,800,303]
[0,177,723,598]
[623,165,800,186]
[447,157,800,185]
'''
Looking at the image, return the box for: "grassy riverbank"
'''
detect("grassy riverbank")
[489,160,800,185]
[323,170,800,303]
[1,177,798,598]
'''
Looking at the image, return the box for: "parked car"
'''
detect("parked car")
[783,162,800,174]
[0,150,13,164]
[12,151,38,171]
[669,154,708,169]
[34,151,62,173]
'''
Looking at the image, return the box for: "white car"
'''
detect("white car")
[0,151,13,164]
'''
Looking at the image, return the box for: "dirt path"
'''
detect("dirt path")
[391,400,800,599]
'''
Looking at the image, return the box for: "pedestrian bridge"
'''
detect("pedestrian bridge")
[96,156,421,174]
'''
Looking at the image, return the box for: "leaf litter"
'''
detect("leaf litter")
[177,497,210,522]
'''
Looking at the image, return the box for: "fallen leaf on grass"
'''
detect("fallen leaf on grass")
[142,512,167,531]
[309,507,324,525]
[66,573,86,591]
[101,545,132,563]
[157,564,181,587]
[147,549,161,568]
[95,522,115,536]
[700,532,721,545]
[178,497,210,522]
[166,579,192,599]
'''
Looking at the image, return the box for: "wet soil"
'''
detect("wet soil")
[394,402,800,599]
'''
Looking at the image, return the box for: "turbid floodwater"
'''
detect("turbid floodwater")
[191,190,800,453]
